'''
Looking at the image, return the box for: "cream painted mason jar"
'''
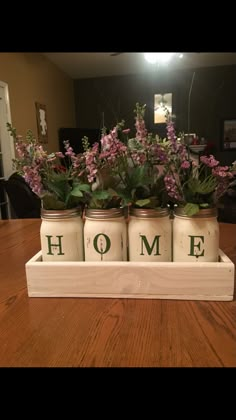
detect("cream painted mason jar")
[84,208,127,261]
[173,208,219,262]
[128,208,172,262]
[40,208,84,262]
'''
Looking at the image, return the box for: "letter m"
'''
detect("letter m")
[140,235,161,256]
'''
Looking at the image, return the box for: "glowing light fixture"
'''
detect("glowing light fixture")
[144,53,183,65]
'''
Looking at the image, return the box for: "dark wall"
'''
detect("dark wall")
[74,65,236,165]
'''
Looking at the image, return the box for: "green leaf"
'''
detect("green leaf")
[73,183,90,192]
[187,176,217,195]
[92,190,110,200]
[128,138,143,150]
[46,175,71,202]
[115,189,132,206]
[127,165,151,189]
[199,203,210,208]
[135,199,151,207]
[184,203,200,216]
[187,178,200,194]
[47,153,56,159]
[70,186,83,197]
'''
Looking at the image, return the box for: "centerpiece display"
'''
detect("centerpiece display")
[9,106,235,301]
[7,104,236,267]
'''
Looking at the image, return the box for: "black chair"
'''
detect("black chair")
[4,173,41,218]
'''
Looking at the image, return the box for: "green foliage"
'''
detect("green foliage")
[7,122,16,139]
[183,201,212,217]
[117,163,167,209]
[88,188,121,209]
[7,122,90,210]
[181,166,218,215]
[82,136,90,152]
[135,198,152,207]
[134,103,146,118]
[187,176,217,195]
[41,194,66,210]
[183,203,200,216]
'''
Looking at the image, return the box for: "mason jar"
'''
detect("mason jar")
[84,208,127,261]
[173,207,219,262]
[128,208,172,262]
[40,208,84,261]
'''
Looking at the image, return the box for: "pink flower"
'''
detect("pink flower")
[200,155,219,168]
[181,161,190,169]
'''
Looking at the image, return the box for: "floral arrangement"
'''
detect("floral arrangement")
[73,103,169,210]
[163,118,235,216]
[116,103,169,209]
[7,123,90,210]
[72,124,128,209]
[7,105,236,215]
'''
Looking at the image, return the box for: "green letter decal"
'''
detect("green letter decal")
[140,235,161,256]
[93,233,111,255]
[188,235,204,257]
[46,235,64,255]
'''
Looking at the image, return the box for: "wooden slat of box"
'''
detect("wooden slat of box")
[25,250,235,301]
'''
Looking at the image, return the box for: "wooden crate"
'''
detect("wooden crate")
[25,249,235,301]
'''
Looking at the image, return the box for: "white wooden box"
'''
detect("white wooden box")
[25,249,235,301]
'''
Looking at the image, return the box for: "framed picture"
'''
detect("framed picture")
[35,102,48,143]
[154,93,172,124]
[222,119,236,150]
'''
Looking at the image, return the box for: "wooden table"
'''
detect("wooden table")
[0,219,235,367]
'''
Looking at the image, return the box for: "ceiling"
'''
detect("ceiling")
[43,52,236,79]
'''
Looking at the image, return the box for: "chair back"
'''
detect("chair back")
[4,173,41,218]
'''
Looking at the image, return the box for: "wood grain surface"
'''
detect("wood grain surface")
[0,219,235,367]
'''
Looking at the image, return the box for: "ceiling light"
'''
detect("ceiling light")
[144,53,183,65]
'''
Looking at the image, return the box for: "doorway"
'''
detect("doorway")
[0,82,15,178]
[0,81,15,218]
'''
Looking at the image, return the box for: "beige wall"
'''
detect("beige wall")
[0,53,75,153]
